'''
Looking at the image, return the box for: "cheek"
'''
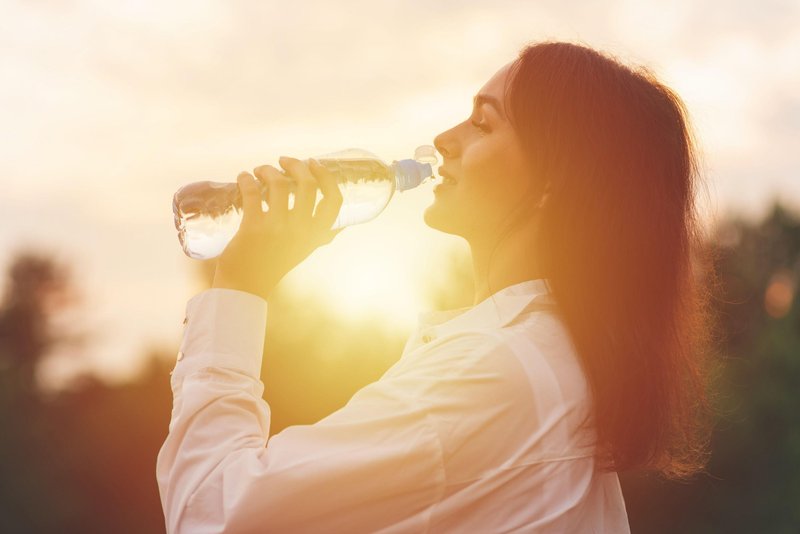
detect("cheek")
[463,130,527,180]
[460,138,530,213]
[425,130,531,238]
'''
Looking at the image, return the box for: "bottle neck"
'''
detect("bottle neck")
[393,159,433,191]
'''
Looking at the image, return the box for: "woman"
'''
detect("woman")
[157,41,715,533]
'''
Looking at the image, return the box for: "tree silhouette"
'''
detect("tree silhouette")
[0,251,82,403]
[0,251,83,532]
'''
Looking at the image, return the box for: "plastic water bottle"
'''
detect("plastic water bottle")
[173,145,438,260]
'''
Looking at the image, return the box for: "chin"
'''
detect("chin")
[423,203,465,237]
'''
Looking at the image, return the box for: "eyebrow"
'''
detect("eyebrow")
[473,93,504,117]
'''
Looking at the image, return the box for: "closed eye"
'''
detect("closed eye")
[470,119,489,133]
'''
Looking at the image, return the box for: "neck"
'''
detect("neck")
[468,221,546,306]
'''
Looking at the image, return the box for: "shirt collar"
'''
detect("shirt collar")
[417,278,556,339]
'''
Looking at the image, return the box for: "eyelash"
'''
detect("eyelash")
[470,119,489,133]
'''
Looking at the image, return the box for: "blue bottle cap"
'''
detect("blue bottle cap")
[394,159,433,191]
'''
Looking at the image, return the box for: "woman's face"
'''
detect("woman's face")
[424,61,533,244]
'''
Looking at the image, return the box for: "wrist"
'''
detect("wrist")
[211,269,274,303]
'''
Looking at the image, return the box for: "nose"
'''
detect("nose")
[434,134,453,160]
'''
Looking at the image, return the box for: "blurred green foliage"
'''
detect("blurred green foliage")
[621,203,800,533]
[0,203,798,533]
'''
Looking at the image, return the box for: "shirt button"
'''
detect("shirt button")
[422,334,433,343]
[176,350,184,361]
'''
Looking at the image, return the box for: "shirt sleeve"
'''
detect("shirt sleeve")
[155,289,445,534]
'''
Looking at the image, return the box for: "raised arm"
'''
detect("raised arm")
[156,288,444,533]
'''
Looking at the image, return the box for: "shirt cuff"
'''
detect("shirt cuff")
[172,288,268,381]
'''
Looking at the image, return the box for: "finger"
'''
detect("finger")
[237,171,264,227]
[278,156,318,220]
[308,158,343,231]
[253,164,291,227]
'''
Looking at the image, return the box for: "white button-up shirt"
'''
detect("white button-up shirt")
[156,279,630,533]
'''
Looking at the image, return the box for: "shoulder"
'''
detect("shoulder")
[390,329,524,384]
[503,309,590,406]
[385,330,539,426]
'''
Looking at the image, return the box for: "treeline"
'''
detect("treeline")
[0,203,798,533]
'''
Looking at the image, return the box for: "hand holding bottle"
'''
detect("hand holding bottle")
[211,156,344,302]
[172,146,436,260]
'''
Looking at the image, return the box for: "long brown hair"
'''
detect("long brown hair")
[494,42,719,480]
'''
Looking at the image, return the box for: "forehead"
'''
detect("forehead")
[477,61,513,112]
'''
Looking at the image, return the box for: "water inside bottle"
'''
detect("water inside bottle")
[174,158,397,259]
[178,209,242,260]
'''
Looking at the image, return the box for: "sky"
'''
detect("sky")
[1,0,798,391]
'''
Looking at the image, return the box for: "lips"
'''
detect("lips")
[438,168,457,185]
[434,168,457,194]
